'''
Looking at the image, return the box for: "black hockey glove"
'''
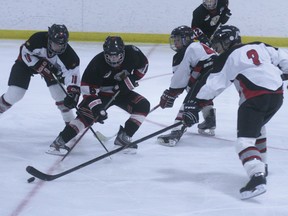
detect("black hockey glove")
[64,86,81,109]
[220,8,232,24]
[182,100,200,127]
[281,73,288,81]
[159,89,182,109]
[88,98,107,123]
[32,58,59,80]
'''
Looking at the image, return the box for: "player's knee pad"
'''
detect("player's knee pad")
[49,84,66,101]
[56,101,75,123]
[237,137,266,169]
[235,137,256,154]
[132,96,150,115]
[128,97,150,125]
[3,86,26,105]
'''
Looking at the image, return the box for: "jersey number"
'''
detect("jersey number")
[246,49,261,65]
[71,75,78,84]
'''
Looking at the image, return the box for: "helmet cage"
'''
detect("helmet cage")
[169,35,192,52]
[104,52,125,67]
[48,24,69,55]
[211,25,241,53]
[203,0,218,10]
[169,25,194,52]
[103,36,125,67]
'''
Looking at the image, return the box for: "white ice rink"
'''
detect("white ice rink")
[1,40,288,216]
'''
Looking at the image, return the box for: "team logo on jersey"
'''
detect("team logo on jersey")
[104,71,112,78]
[204,15,210,21]
[210,15,220,26]
[24,54,32,62]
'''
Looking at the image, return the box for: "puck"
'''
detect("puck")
[27,177,35,183]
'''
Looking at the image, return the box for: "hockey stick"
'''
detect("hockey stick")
[95,131,117,143]
[61,91,120,161]
[50,73,118,159]
[26,122,182,181]
[149,104,160,113]
[94,104,161,143]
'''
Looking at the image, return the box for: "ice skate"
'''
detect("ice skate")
[198,107,216,136]
[114,126,137,154]
[157,126,186,147]
[240,172,267,200]
[46,136,70,156]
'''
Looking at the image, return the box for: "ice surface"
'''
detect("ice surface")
[0,40,288,216]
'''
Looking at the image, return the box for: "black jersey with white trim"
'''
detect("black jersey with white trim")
[80,45,148,97]
[192,0,230,38]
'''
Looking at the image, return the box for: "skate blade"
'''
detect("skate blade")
[113,145,137,154]
[240,184,267,200]
[157,138,177,147]
[46,147,68,156]
[122,148,137,154]
[198,128,215,136]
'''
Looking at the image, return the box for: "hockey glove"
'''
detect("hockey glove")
[281,73,288,81]
[32,58,59,80]
[182,100,200,127]
[159,89,182,109]
[114,70,130,81]
[115,75,137,95]
[64,86,81,109]
[89,98,107,123]
[220,8,232,24]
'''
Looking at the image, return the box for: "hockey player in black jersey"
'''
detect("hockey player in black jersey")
[191,0,231,39]
[182,25,288,199]
[0,24,81,124]
[157,25,217,147]
[48,36,150,155]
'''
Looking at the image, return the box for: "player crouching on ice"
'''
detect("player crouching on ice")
[47,36,150,155]
[157,25,217,147]
[181,25,288,199]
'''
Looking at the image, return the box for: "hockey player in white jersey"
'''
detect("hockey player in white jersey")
[157,25,217,147]
[182,25,288,199]
[0,24,81,124]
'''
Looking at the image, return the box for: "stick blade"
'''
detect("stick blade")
[26,166,55,181]
[95,131,113,142]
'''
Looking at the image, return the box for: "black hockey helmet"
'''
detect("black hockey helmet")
[211,25,241,53]
[202,0,218,10]
[169,25,194,52]
[48,24,69,55]
[103,36,125,67]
